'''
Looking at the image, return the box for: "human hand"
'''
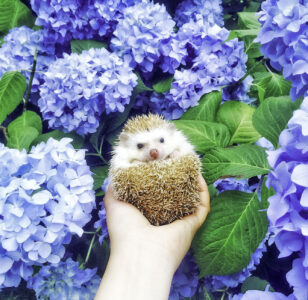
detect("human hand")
[95,174,210,300]
[104,173,210,272]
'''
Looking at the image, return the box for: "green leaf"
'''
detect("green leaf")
[241,277,274,293]
[0,71,27,125]
[216,101,260,145]
[172,120,231,153]
[252,96,296,148]
[260,177,274,209]
[181,91,222,122]
[70,40,107,54]
[92,166,109,191]
[192,191,268,276]
[134,73,153,95]
[238,12,260,29]
[243,36,262,59]
[8,110,42,135]
[153,76,173,93]
[7,126,39,151]
[257,73,291,101]
[32,130,84,149]
[202,145,270,184]
[230,29,260,38]
[0,0,35,34]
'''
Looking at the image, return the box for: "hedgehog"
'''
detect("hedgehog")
[109,114,201,225]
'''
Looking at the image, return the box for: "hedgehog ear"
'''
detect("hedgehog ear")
[119,132,129,144]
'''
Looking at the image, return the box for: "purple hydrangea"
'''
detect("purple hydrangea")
[0,26,55,98]
[27,258,100,299]
[266,97,308,299]
[214,178,256,194]
[169,251,199,300]
[38,48,137,135]
[111,1,176,73]
[30,0,141,44]
[230,290,296,300]
[222,76,256,105]
[255,0,308,100]
[174,0,223,27]
[134,92,185,120]
[169,22,247,110]
[0,138,95,288]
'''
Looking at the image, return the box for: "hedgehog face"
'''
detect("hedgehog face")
[119,125,180,163]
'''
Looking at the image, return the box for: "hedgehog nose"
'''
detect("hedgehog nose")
[150,149,159,159]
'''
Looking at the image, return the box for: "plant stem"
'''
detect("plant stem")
[239,58,265,83]
[85,152,108,164]
[0,126,8,140]
[24,48,38,106]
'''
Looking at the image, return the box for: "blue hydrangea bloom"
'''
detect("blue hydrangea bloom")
[0,26,55,97]
[27,258,100,300]
[38,48,137,135]
[266,97,308,299]
[30,0,141,44]
[169,251,199,300]
[174,0,223,27]
[255,0,308,100]
[0,138,95,288]
[134,92,185,120]
[169,22,247,111]
[214,178,256,194]
[222,76,256,105]
[230,290,296,300]
[111,1,176,73]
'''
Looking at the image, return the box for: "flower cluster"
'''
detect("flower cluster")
[230,289,295,300]
[27,258,100,299]
[266,97,308,300]
[255,0,308,100]
[222,76,255,105]
[174,0,223,27]
[111,1,176,73]
[38,48,137,135]
[0,138,95,288]
[30,0,140,44]
[170,22,247,111]
[0,26,55,98]
[169,251,199,300]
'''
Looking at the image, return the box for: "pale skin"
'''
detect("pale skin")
[94,174,210,300]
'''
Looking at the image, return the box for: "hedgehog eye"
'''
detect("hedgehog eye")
[137,143,144,149]
[160,137,164,143]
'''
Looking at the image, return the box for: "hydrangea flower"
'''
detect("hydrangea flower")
[111,1,176,73]
[0,138,95,288]
[0,26,55,97]
[174,0,223,27]
[38,48,137,135]
[255,0,308,100]
[266,97,308,299]
[230,290,296,300]
[222,76,255,105]
[134,92,185,120]
[30,0,141,44]
[27,258,100,299]
[169,23,247,111]
[169,251,199,300]
[214,178,256,194]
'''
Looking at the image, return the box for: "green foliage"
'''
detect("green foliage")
[92,166,109,191]
[70,40,107,54]
[6,111,42,151]
[216,101,260,145]
[0,0,35,34]
[202,145,270,184]
[255,73,291,102]
[33,130,84,149]
[152,76,173,93]
[0,71,27,125]
[172,120,230,153]
[237,12,260,29]
[181,91,222,122]
[253,96,297,148]
[241,276,274,293]
[192,191,268,277]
